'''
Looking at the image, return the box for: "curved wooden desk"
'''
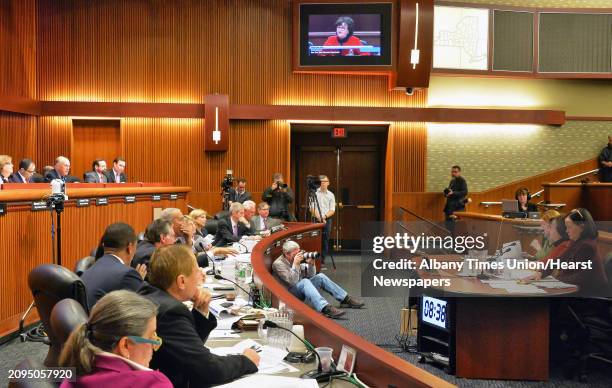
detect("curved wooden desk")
[0,185,190,338]
[415,254,577,381]
[251,223,455,388]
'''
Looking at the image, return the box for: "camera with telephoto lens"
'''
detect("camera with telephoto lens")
[301,251,320,260]
[443,188,451,196]
[274,181,288,190]
[306,175,321,191]
[221,170,234,192]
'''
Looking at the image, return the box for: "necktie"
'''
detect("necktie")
[233,223,238,236]
[263,218,268,230]
[115,173,120,183]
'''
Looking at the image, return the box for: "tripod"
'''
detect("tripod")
[221,189,231,211]
[304,188,336,270]
[19,196,64,343]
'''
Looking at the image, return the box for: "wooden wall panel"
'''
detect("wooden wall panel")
[121,118,289,213]
[71,120,121,180]
[0,112,37,164]
[0,0,37,98]
[35,116,72,168]
[391,122,427,192]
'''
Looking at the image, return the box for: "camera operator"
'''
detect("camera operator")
[262,172,295,221]
[310,175,335,265]
[229,178,252,204]
[272,240,363,319]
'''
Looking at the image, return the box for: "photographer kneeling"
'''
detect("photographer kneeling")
[272,240,363,319]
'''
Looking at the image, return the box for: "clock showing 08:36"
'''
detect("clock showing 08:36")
[421,296,449,330]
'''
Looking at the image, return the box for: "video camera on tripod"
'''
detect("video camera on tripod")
[306,174,321,192]
[220,169,233,210]
[46,179,67,211]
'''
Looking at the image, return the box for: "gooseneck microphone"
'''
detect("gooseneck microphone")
[262,320,343,381]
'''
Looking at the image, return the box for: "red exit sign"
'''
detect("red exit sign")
[332,127,347,138]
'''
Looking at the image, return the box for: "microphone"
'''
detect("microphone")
[269,224,286,234]
[262,320,343,381]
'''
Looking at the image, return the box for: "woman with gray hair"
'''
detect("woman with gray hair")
[59,290,171,387]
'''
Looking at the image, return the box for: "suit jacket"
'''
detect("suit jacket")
[250,215,282,233]
[443,176,468,215]
[60,353,172,388]
[229,188,252,203]
[105,169,127,183]
[8,172,27,183]
[213,217,253,246]
[45,169,63,182]
[139,283,257,387]
[84,171,108,183]
[131,239,156,270]
[81,254,143,309]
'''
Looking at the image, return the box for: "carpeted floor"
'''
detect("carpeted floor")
[1,254,610,387]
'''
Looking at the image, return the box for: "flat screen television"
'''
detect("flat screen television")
[297,2,393,68]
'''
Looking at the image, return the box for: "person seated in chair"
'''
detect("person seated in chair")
[81,223,147,309]
[84,159,108,183]
[132,219,177,270]
[251,202,282,235]
[272,240,363,319]
[515,187,537,213]
[59,290,171,388]
[139,245,259,387]
[213,202,254,246]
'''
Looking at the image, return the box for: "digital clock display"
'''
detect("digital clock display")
[421,296,448,330]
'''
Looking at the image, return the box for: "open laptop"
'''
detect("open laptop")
[502,199,519,212]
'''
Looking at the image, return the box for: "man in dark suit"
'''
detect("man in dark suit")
[45,156,71,182]
[228,178,252,204]
[251,201,282,234]
[139,244,259,387]
[443,165,468,235]
[131,219,176,270]
[81,222,146,309]
[83,159,108,183]
[105,157,127,183]
[9,159,35,183]
[213,202,254,246]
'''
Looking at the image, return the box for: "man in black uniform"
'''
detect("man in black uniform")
[443,165,468,235]
[599,135,612,183]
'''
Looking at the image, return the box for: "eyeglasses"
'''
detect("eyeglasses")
[126,332,162,351]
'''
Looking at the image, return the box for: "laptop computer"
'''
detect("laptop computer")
[502,199,519,212]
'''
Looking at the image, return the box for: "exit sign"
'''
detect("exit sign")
[332,127,347,138]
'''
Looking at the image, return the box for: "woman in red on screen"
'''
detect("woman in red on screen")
[322,16,370,56]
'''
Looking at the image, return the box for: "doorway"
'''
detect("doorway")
[291,125,387,251]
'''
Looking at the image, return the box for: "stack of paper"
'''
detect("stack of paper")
[210,339,299,375]
[482,280,547,294]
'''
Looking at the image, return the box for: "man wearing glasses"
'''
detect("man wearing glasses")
[311,175,336,265]
[251,202,282,234]
[9,159,36,183]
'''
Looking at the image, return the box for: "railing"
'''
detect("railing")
[531,169,599,198]
[397,206,451,235]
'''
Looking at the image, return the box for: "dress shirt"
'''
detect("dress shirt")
[314,188,336,218]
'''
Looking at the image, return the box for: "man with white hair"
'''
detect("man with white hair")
[272,240,363,319]
[45,156,72,182]
[213,202,254,246]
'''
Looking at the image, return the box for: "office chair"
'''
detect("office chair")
[74,256,95,277]
[8,358,55,388]
[204,219,219,235]
[50,298,88,348]
[562,255,612,382]
[28,264,89,367]
[214,210,230,220]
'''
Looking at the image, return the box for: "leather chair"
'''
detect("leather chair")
[74,256,95,277]
[214,210,229,220]
[7,358,56,388]
[28,264,88,367]
[50,298,88,349]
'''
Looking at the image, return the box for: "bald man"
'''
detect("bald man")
[45,156,72,182]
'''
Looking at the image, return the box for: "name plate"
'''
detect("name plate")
[76,199,90,207]
[32,201,49,211]
[125,196,136,204]
[0,203,6,216]
[96,197,108,206]
[169,194,178,200]
[152,194,161,201]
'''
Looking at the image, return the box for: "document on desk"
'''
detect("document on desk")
[531,279,575,289]
[210,339,298,374]
[214,374,318,388]
[208,329,241,338]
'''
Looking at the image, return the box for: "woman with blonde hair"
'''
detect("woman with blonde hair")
[0,155,13,184]
[531,209,561,260]
[188,208,208,238]
[59,290,171,387]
